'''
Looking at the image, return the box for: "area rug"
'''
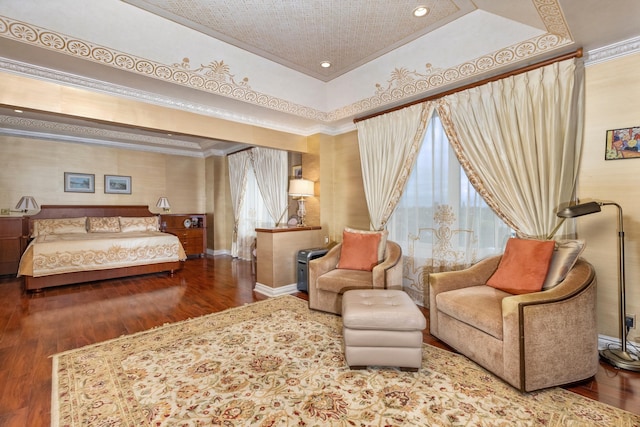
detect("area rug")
[52,296,640,426]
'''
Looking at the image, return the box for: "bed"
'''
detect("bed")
[18,205,186,292]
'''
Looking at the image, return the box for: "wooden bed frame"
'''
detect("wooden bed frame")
[22,205,183,292]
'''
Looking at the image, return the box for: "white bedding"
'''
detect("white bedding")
[19,231,187,277]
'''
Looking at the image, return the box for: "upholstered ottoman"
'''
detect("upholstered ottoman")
[342,289,426,371]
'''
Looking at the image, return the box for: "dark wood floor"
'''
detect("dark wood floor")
[1,256,639,426]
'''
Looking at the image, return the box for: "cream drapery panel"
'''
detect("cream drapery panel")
[227,150,250,257]
[356,102,435,230]
[250,147,289,226]
[436,58,584,238]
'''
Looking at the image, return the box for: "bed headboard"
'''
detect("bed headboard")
[27,205,155,220]
[25,205,156,237]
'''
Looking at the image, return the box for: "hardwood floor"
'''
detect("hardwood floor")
[0,255,638,426]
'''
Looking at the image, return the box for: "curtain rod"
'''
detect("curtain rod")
[353,48,583,124]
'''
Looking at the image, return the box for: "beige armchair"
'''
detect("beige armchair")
[429,255,598,392]
[308,240,403,315]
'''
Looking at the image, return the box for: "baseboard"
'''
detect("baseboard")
[207,248,230,257]
[254,282,298,297]
[598,333,640,351]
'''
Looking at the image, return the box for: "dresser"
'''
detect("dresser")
[160,214,206,257]
[0,217,28,276]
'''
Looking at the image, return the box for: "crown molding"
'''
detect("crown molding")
[0,57,320,137]
[0,127,205,157]
[585,36,640,66]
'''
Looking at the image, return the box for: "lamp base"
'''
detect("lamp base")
[600,348,640,372]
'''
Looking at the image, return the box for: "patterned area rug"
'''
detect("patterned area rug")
[52,296,640,426]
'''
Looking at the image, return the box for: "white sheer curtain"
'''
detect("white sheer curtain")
[235,165,272,260]
[387,114,512,305]
[228,150,250,257]
[356,103,434,230]
[250,147,289,226]
[436,58,584,238]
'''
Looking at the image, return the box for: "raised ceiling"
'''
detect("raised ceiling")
[0,0,639,156]
[122,0,474,82]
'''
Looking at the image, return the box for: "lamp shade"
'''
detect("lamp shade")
[15,196,38,212]
[556,201,601,218]
[156,197,171,210]
[289,179,314,197]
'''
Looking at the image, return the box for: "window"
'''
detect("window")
[387,113,511,303]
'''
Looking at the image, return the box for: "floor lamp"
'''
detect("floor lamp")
[557,201,640,371]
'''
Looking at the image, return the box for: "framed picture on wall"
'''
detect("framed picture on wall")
[292,165,302,179]
[605,126,640,160]
[64,172,95,193]
[104,175,132,194]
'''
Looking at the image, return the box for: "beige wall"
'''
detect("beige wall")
[0,136,205,214]
[319,130,369,243]
[579,52,640,341]
[206,155,233,252]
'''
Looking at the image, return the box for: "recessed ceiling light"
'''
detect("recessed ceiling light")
[14,109,23,113]
[320,61,331,68]
[413,6,429,17]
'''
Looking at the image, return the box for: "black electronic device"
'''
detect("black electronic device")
[296,247,329,292]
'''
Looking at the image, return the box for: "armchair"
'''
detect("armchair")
[429,255,598,392]
[308,240,403,315]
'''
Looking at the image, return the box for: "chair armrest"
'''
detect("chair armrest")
[429,255,501,298]
[371,240,402,288]
[501,259,595,316]
[308,243,342,302]
[500,259,598,391]
[309,243,341,277]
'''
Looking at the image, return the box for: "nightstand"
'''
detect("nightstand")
[160,214,206,257]
[0,217,28,276]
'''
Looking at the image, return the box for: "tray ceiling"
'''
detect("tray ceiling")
[0,0,639,156]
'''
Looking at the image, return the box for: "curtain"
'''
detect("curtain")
[235,165,272,260]
[228,150,250,257]
[387,114,512,305]
[436,58,584,238]
[250,147,289,226]
[356,102,435,230]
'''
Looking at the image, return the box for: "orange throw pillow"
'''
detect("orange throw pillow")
[337,229,382,271]
[487,238,555,295]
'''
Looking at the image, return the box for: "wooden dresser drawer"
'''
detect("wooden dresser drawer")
[0,217,28,275]
[0,218,23,237]
[160,214,207,257]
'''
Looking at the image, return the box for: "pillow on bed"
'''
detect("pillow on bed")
[88,216,121,233]
[31,217,87,237]
[119,216,160,232]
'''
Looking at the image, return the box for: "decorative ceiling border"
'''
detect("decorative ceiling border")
[0,16,328,122]
[0,1,573,125]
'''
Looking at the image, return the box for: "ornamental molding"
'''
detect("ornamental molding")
[0,126,206,158]
[585,35,640,66]
[0,1,584,129]
[0,113,213,157]
[0,58,328,137]
[0,114,201,149]
[0,15,328,122]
